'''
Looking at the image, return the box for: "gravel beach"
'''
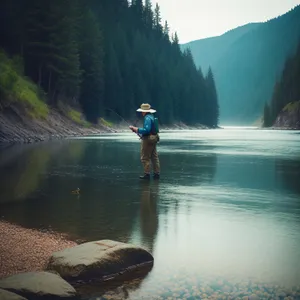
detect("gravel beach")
[0,221,77,279]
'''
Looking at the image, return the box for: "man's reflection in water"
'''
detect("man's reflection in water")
[139,181,159,253]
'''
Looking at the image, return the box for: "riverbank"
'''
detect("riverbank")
[0,104,218,145]
[0,105,116,144]
[0,220,78,279]
[261,125,300,130]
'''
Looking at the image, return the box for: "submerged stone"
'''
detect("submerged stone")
[0,288,28,300]
[249,294,259,300]
[46,240,154,282]
[0,272,77,299]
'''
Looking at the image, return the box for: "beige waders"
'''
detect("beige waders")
[140,134,160,175]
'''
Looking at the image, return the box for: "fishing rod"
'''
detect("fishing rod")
[104,107,142,139]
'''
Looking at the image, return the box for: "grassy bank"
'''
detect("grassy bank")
[283,101,300,113]
[0,49,90,123]
[0,49,49,119]
[0,49,116,143]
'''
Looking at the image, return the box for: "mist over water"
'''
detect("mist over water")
[0,128,300,299]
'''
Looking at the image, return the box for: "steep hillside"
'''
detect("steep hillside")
[263,40,300,129]
[0,49,113,143]
[183,23,260,74]
[182,5,300,125]
[273,101,300,129]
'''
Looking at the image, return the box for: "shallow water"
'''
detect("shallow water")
[0,128,300,299]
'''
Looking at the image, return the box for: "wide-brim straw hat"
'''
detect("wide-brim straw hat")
[136,103,156,113]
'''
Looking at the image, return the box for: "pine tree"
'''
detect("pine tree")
[78,7,104,123]
[52,0,81,105]
[172,32,179,44]
[131,0,143,21]
[144,0,154,31]
[104,42,123,116]
[154,3,162,33]
[205,67,220,127]
[263,102,271,127]
[171,31,180,54]
[24,0,54,89]
[163,21,170,39]
[0,0,27,56]
[269,81,282,124]
[24,0,81,105]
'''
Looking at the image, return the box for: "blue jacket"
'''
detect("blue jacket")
[138,114,155,136]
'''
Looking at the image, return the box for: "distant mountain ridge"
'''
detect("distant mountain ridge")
[183,23,261,73]
[181,5,300,125]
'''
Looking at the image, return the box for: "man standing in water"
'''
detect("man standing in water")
[129,103,160,180]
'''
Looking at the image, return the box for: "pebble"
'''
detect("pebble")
[249,294,259,300]
[0,220,77,279]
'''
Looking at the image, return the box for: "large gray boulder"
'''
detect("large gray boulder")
[0,272,78,299]
[47,240,154,281]
[0,289,28,300]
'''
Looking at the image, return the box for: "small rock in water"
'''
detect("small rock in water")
[277,291,287,298]
[222,285,231,293]
[249,294,259,300]
[0,271,77,299]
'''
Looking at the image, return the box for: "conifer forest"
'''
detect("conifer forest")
[0,0,220,127]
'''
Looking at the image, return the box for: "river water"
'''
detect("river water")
[0,128,300,299]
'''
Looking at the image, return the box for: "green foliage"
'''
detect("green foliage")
[99,118,113,128]
[0,49,48,119]
[67,108,91,127]
[283,101,300,112]
[68,109,82,124]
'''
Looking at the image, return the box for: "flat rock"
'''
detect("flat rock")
[0,272,78,299]
[0,289,28,300]
[46,240,154,281]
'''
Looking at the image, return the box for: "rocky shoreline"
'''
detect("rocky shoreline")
[0,106,116,145]
[0,104,221,145]
[0,220,154,299]
[0,221,78,279]
[273,101,300,129]
[1,101,299,146]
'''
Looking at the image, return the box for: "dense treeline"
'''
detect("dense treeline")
[0,0,219,126]
[263,40,300,127]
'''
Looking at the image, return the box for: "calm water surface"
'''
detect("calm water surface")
[0,128,300,299]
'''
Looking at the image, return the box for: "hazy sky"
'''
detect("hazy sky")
[151,0,300,43]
